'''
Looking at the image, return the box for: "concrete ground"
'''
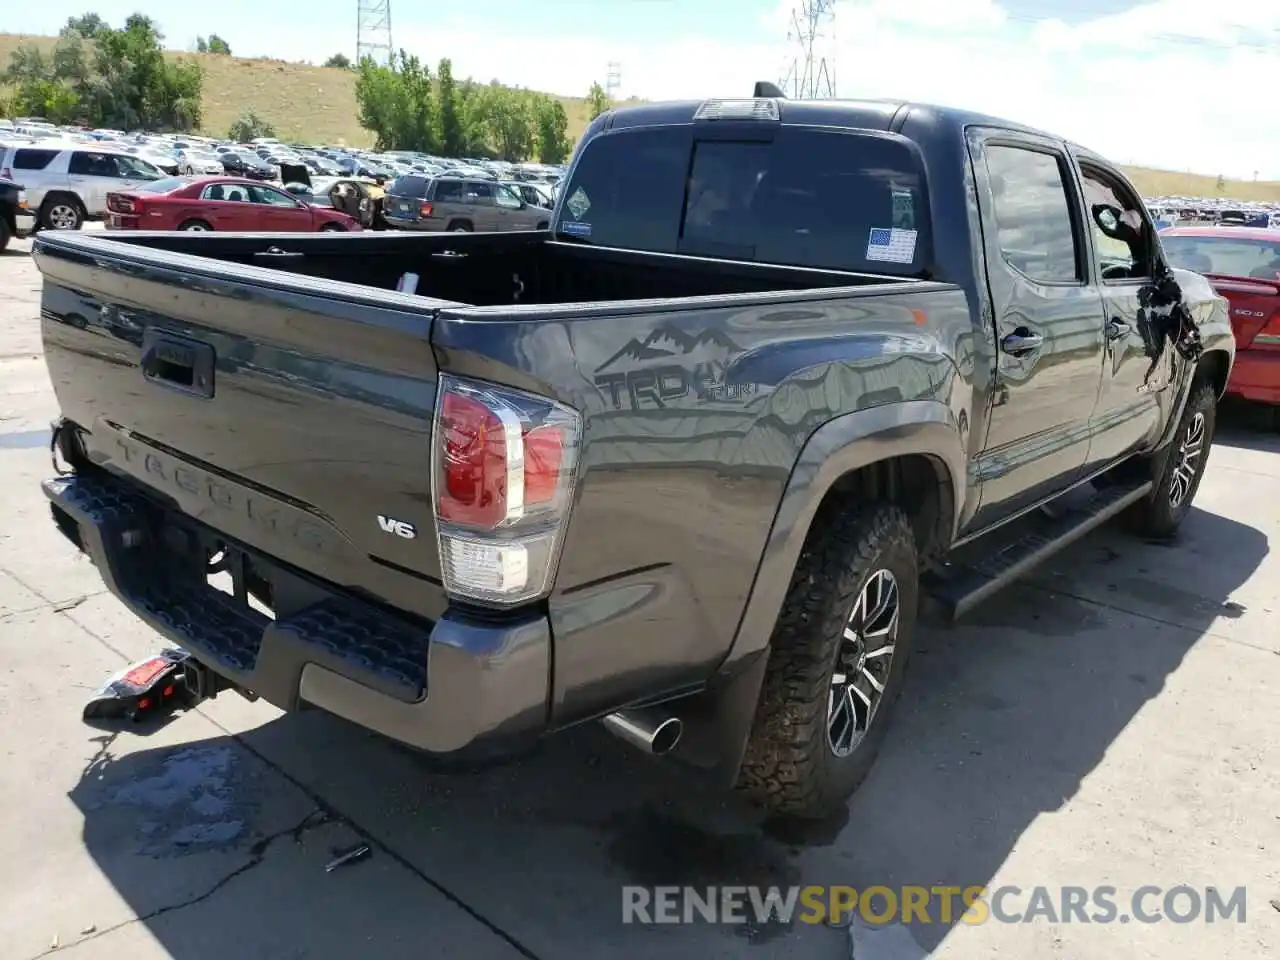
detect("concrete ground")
[0,227,1277,960]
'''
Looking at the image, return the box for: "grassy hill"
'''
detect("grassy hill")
[3,30,1279,201]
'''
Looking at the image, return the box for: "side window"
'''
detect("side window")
[434,180,463,201]
[465,181,495,205]
[12,148,59,170]
[496,185,522,208]
[984,145,1082,283]
[251,186,299,207]
[69,152,119,177]
[1078,166,1152,280]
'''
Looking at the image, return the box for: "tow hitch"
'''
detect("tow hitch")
[82,648,242,722]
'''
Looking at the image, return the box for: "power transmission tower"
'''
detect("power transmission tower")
[357,0,393,67]
[606,61,622,101]
[781,0,836,99]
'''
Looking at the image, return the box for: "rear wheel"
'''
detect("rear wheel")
[178,220,212,232]
[737,503,919,819]
[0,216,10,252]
[41,196,84,231]
[1128,381,1216,538]
[320,222,346,232]
[449,222,472,233]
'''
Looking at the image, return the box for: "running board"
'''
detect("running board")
[923,480,1153,621]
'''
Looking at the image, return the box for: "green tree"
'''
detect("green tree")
[64,13,106,38]
[437,58,463,156]
[324,53,352,69]
[228,110,275,141]
[207,34,231,55]
[586,81,611,120]
[354,50,437,151]
[3,14,201,130]
[535,98,570,164]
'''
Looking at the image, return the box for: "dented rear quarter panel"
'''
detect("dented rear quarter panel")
[431,282,975,723]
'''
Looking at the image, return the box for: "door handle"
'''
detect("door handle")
[1107,318,1132,341]
[1001,329,1045,356]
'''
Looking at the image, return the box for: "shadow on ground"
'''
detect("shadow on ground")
[66,506,1267,959]
[1215,397,1280,453]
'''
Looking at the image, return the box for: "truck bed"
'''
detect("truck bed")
[69,229,914,306]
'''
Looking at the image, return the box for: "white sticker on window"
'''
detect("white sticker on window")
[866,227,917,264]
[566,187,591,219]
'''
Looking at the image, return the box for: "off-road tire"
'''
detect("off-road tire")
[737,503,919,819]
[0,216,10,252]
[1128,381,1216,539]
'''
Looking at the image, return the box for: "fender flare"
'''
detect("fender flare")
[722,399,966,673]
[678,400,966,785]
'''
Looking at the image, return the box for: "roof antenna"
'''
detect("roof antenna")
[753,81,786,99]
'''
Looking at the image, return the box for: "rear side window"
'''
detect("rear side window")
[983,145,1081,283]
[554,126,933,274]
[389,175,430,198]
[13,148,59,170]
[433,180,463,201]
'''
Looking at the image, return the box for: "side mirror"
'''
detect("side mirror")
[1091,203,1125,239]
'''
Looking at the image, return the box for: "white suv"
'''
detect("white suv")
[0,143,165,230]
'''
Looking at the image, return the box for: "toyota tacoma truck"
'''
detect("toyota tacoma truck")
[34,86,1233,818]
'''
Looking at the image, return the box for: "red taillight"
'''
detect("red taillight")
[432,376,581,606]
[438,391,510,528]
[419,202,434,217]
[107,193,139,215]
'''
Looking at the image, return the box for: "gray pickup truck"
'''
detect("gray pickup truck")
[34,85,1233,819]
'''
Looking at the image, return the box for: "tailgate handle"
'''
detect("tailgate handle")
[141,330,215,399]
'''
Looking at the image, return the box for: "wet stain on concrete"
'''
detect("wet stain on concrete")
[0,428,50,450]
[101,745,253,856]
[604,804,800,942]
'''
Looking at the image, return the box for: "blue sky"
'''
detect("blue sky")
[9,1,1280,178]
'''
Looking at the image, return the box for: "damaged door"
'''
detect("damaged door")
[1075,158,1170,470]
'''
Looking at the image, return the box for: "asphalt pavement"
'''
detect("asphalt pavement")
[0,227,1276,959]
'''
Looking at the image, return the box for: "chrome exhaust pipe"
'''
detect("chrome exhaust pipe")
[602,707,683,755]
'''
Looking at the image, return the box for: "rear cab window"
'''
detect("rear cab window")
[554,124,932,275]
[1162,235,1280,280]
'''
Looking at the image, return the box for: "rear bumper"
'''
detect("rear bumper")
[382,216,444,232]
[1225,349,1280,405]
[43,469,551,755]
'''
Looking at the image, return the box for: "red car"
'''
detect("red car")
[1161,225,1280,405]
[104,175,361,233]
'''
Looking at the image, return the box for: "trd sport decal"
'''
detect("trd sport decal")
[593,324,756,410]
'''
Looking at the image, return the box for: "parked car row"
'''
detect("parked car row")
[1,121,566,234]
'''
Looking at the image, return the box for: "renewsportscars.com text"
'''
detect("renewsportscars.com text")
[621,884,1248,926]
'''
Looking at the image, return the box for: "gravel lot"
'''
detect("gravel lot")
[0,228,1276,959]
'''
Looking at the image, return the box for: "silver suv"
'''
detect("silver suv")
[0,143,164,230]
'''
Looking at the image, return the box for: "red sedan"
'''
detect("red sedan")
[105,175,361,233]
[1161,225,1280,405]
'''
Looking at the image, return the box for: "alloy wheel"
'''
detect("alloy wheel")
[827,568,900,758]
[1169,411,1205,508]
[48,204,79,229]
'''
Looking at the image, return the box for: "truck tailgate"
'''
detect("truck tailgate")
[35,233,450,621]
